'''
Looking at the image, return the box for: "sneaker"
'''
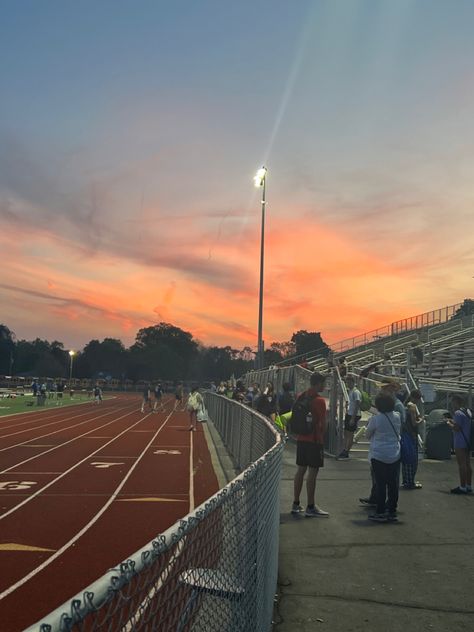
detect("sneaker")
[305,506,329,517]
[450,486,468,494]
[336,451,349,460]
[402,482,422,490]
[386,513,398,522]
[368,513,388,523]
[359,497,377,506]
[189,426,196,431]
[291,503,304,514]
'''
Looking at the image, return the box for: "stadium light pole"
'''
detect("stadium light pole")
[68,350,75,385]
[254,166,267,370]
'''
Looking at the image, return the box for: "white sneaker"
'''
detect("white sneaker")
[305,506,329,517]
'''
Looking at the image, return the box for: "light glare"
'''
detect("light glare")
[253,166,267,187]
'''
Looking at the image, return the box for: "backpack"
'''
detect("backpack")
[288,392,316,435]
[360,391,372,412]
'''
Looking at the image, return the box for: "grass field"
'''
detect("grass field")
[0,393,100,417]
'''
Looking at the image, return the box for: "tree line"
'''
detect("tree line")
[0,322,330,382]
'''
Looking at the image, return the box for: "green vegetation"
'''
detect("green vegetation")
[0,321,330,383]
[0,393,96,417]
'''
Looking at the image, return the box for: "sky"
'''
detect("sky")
[1,0,474,353]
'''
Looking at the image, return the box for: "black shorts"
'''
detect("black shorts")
[296,442,324,468]
[344,414,361,432]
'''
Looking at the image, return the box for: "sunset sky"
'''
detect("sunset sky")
[1,1,474,353]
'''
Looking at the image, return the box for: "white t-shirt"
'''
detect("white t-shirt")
[366,411,401,464]
[187,391,203,411]
[348,387,362,416]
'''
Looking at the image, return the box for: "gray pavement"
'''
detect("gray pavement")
[274,442,474,632]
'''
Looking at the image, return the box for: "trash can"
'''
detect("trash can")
[425,409,452,460]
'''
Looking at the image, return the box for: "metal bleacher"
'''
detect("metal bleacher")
[299,304,474,392]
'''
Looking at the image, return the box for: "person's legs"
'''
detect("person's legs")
[455,448,469,487]
[189,409,197,430]
[386,461,400,515]
[371,459,388,515]
[306,466,319,507]
[344,429,355,453]
[293,465,307,506]
[338,415,354,458]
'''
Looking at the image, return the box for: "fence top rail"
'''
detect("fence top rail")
[27,395,282,632]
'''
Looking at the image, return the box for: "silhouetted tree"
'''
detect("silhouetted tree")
[0,324,16,374]
[291,330,330,358]
[452,298,474,319]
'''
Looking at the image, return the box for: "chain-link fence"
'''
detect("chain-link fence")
[27,394,283,632]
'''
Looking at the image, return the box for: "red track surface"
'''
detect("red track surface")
[0,394,220,631]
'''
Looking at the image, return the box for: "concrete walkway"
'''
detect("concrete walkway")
[274,443,474,632]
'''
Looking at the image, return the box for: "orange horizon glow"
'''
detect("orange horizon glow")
[1,207,471,353]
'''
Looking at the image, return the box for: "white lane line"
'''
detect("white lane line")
[0,405,138,477]
[189,426,195,512]
[121,407,191,631]
[0,410,152,520]
[0,403,133,450]
[0,410,175,602]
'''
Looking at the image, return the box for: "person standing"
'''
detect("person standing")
[93,384,103,404]
[445,394,472,494]
[187,386,204,431]
[141,384,152,413]
[366,392,401,523]
[337,376,362,459]
[401,390,423,489]
[292,372,329,517]
[359,378,405,507]
[153,382,164,411]
[337,356,348,378]
[278,382,295,415]
[256,382,277,423]
[174,382,184,410]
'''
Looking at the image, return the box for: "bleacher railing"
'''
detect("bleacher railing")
[28,394,283,632]
[276,302,464,367]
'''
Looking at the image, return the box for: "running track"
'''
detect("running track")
[0,394,220,631]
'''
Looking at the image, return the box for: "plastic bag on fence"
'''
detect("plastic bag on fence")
[197,406,209,423]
